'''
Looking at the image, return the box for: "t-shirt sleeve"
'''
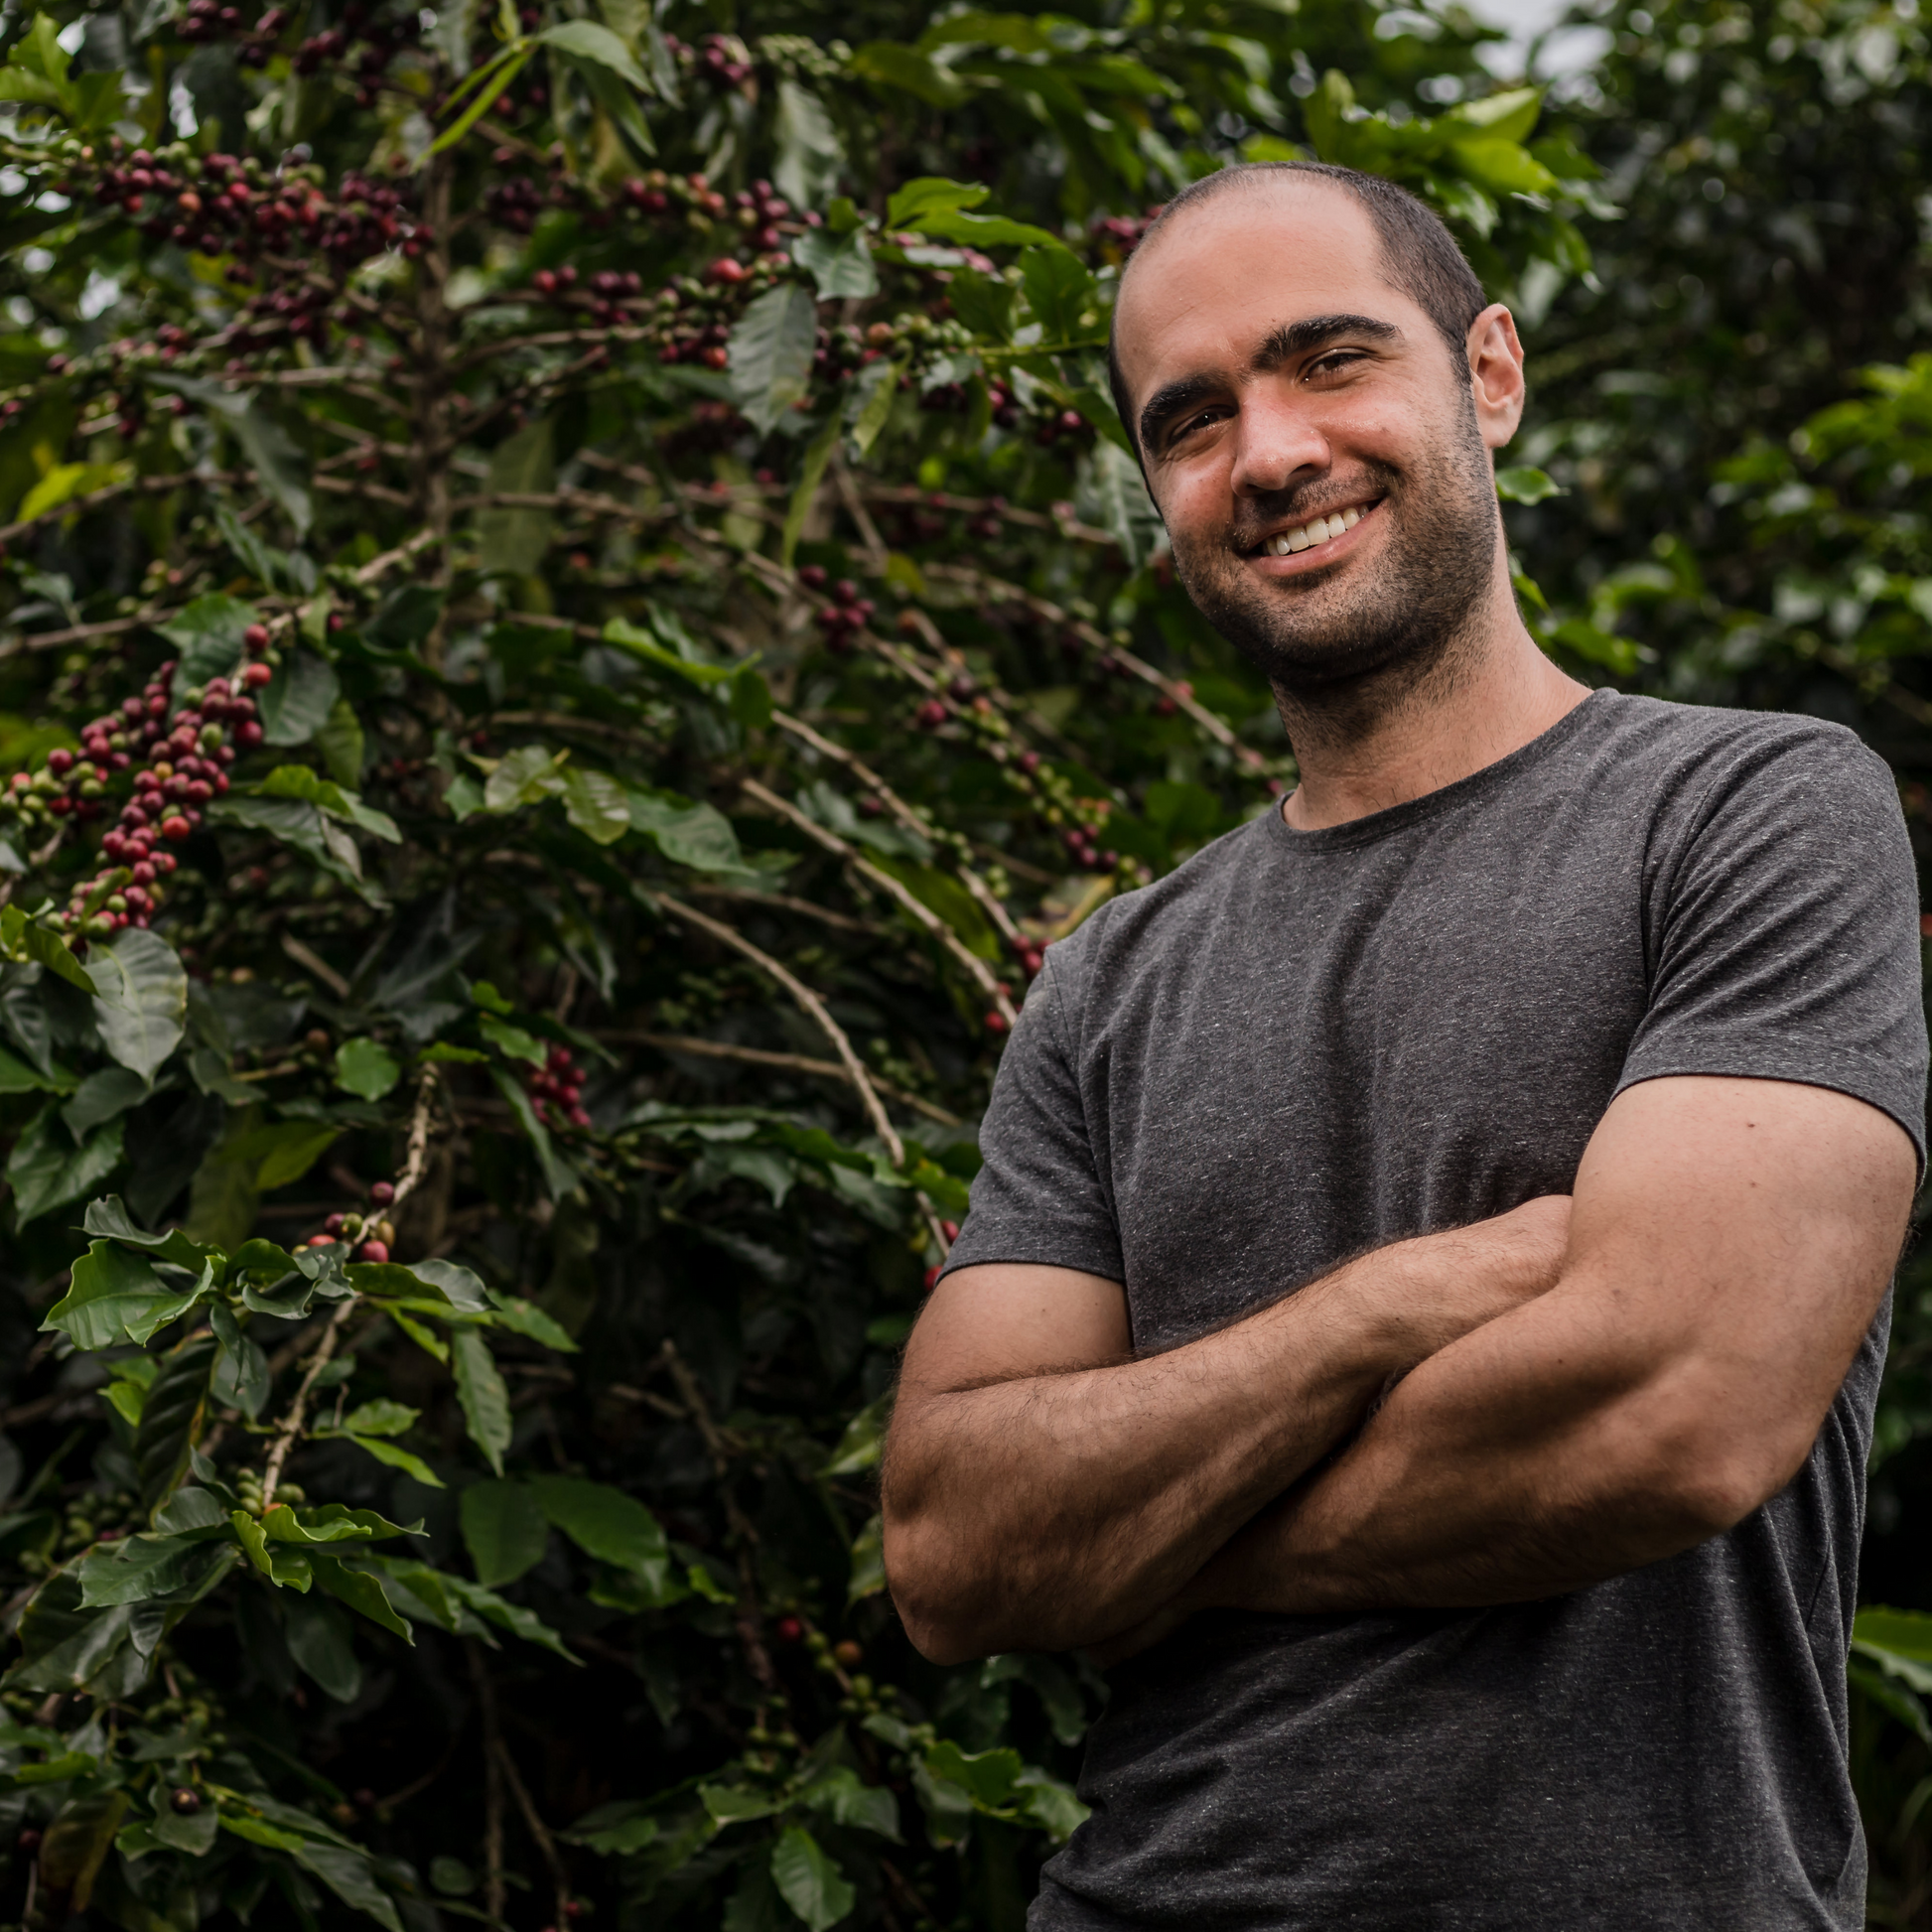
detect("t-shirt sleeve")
[939,948,1125,1284]
[1614,724,1929,1164]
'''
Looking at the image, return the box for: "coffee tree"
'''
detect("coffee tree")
[0,0,1890,1927]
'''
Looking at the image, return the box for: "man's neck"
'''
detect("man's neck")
[1274,575,1588,833]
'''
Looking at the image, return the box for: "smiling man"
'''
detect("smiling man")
[880,163,1931,1928]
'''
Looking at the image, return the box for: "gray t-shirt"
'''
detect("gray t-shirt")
[943,690,1929,1931]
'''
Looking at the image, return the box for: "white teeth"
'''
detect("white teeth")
[1261,506,1366,558]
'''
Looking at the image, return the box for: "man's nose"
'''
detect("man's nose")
[1230,387,1330,497]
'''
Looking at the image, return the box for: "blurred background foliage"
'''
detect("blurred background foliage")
[1,0,1931,1923]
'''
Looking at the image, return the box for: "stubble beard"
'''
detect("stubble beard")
[1167,403,1503,747]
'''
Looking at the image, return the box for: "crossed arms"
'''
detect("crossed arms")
[881,1075,1917,1667]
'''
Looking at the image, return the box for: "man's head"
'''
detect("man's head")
[1108,164,1527,712]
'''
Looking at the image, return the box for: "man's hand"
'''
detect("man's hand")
[882,1194,1571,1664]
[1151,1075,1914,1629]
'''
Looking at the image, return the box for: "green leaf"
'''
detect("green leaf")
[133,1331,218,1512]
[1497,465,1563,505]
[461,1479,549,1587]
[797,1767,900,1842]
[847,42,967,105]
[1856,1605,1932,1662]
[154,594,257,685]
[439,1574,579,1660]
[316,697,365,787]
[885,177,987,227]
[536,18,650,89]
[283,1590,361,1703]
[482,1288,580,1349]
[72,1534,225,1607]
[0,903,99,993]
[409,1257,493,1312]
[334,1037,401,1101]
[782,416,843,569]
[62,1065,149,1140]
[450,1330,512,1474]
[476,416,556,579]
[87,928,188,1083]
[848,356,903,458]
[791,228,877,301]
[483,743,570,811]
[489,1064,580,1198]
[561,767,632,845]
[231,1510,316,1588]
[259,651,343,749]
[310,1553,414,1641]
[40,1792,129,1910]
[729,283,819,437]
[290,1840,404,1932]
[768,1826,856,1931]
[625,786,749,874]
[480,1013,543,1065]
[18,460,127,522]
[340,1399,419,1439]
[922,1739,1024,1810]
[7,1107,126,1228]
[911,207,1059,250]
[261,1503,421,1544]
[43,1241,188,1350]
[427,43,532,157]
[773,78,845,209]
[342,1434,445,1488]
[527,1474,668,1572]
[1020,245,1099,344]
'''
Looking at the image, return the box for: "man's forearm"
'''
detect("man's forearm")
[1183,1279,1831,1618]
[884,1202,1569,1662]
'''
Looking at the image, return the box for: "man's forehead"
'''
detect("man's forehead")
[1116,179,1398,380]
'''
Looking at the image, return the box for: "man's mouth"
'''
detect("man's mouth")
[1244,497,1382,560]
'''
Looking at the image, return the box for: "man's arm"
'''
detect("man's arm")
[882,1196,1570,1664]
[1151,1075,1915,1631]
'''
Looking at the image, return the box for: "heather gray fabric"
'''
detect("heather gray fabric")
[942,690,1930,1932]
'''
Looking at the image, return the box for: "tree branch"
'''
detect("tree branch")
[739,776,1016,1029]
[652,893,904,1167]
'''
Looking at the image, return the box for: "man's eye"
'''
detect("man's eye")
[1309,350,1366,378]
[1173,407,1227,443]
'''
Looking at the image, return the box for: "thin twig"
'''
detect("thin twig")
[467,1642,508,1926]
[653,893,904,1167]
[600,1031,961,1125]
[740,778,1016,1029]
[769,708,1023,947]
[492,1735,572,1929]
[280,932,349,999]
[258,1300,356,1511]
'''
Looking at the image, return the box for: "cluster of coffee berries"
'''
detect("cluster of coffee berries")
[310,1178,398,1263]
[485,171,545,234]
[233,1467,307,1514]
[1060,822,1119,875]
[1008,928,1049,985]
[528,1046,592,1131]
[694,31,756,85]
[799,570,875,653]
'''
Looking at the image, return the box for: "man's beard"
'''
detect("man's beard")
[1167,409,1502,723]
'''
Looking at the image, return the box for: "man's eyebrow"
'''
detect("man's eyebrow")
[1136,315,1405,457]
[1252,314,1403,371]
[1138,373,1224,458]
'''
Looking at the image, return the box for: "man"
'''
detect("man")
[880,161,1929,1929]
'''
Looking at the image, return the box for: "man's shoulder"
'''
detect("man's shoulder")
[1587,689,1880,772]
[1581,691,1894,823]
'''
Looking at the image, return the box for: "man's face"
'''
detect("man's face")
[1114,183,1508,697]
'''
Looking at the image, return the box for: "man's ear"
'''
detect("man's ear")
[1466,304,1526,452]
